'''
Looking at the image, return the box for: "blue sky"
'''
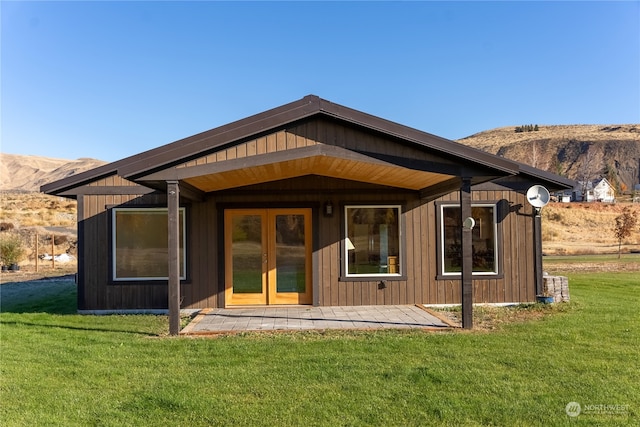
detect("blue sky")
[2,1,639,162]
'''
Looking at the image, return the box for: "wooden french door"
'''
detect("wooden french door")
[224,208,312,306]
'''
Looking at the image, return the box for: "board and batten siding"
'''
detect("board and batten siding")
[75,118,538,311]
[78,176,536,310]
[175,118,460,171]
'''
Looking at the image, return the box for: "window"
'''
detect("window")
[345,205,401,276]
[439,203,498,275]
[112,208,186,281]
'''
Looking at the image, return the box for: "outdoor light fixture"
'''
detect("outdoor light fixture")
[324,201,334,217]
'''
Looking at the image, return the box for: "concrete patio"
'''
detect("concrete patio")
[181,305,455,335]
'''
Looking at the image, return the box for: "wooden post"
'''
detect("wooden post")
[534,210,543,296]
[460,178,473,329]
[35,232,39,273]
[51,234,55,269]
[167,181,181,336]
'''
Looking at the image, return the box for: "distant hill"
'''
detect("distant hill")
[2,124,640,193]
[0,153,107,192]
[458,124,640,191]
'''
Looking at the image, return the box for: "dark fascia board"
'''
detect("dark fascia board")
[40,162,124,195]
[316,98,520,175]
[41,96,322,195]
[42,95,522,195]
[513,161,576,190]
[121,94,520,180]
[119,96,323,179]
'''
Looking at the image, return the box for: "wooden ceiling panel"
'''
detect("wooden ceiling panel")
[183,155,453,192]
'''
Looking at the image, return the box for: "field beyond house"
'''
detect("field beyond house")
[542,202,640,255]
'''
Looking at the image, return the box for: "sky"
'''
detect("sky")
[1,1,639,162]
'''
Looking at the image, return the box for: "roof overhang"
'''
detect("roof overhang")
[43,95,572,200]
[134,144,511,200]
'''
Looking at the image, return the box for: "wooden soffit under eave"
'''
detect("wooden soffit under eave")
[184,157,453,192]
[134,145,456,192]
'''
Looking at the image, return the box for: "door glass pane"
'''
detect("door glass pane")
[231,215,263,293]
[275,214,306,293]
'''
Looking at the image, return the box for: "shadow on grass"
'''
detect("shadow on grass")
[0,277,78,315]
[1,277,167,336]
[0,319,161,336]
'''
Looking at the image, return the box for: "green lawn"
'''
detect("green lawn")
[543,253,640,265]
[1,273,638,426]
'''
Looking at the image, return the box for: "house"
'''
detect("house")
[574,178,615,202]
[42,95,574,320]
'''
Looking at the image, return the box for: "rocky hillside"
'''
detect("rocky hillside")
[0,153,106,192]
[2,124,639,193]
[458,125,640,192]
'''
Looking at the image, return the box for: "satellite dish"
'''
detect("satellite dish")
[526,185,550,209]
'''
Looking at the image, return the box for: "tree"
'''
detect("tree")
[577,146,597,200]
[613,207,638,258]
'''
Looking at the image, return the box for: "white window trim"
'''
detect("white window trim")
[439,203,499,276]
[112,207,187,281]
[344,204,403,277]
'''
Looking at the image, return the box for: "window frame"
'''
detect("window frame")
[111,207,187,282]
[436,201,503,279]
[342,204,404,279]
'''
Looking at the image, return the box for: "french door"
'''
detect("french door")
[224,208,312,306]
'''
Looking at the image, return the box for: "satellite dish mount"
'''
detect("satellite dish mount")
[526,185,550,216]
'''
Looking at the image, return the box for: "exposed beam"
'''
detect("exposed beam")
[420,177,461,202]
[135,145,395,182]
[176,181,205,202]
[167,181,181,336]
[58,185,156,196]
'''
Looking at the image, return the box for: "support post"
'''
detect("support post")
[534,210,543,296]
[460,178,473,329]
[167,181,181,336]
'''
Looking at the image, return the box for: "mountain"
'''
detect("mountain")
[457,124,640,191]
[2,124,640,193]
[0,153,107,192]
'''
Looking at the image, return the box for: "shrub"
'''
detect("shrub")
[614,207,638,258]
[0,234,26,266]
[53,235,68,245]
[0,222,15,232]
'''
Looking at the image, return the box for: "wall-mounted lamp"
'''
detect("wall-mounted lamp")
[324,201,334,217]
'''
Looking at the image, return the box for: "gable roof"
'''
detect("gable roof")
[41,95,573,196]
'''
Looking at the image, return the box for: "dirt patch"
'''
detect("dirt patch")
[434,303,566,331]
[0,265,77,284]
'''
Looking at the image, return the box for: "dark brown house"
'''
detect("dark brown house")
[43,95,573,319]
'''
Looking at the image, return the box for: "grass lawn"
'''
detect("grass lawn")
[543,253,640,265]
[1,273,638,426]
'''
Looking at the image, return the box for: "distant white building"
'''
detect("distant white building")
[573,178,616,202]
